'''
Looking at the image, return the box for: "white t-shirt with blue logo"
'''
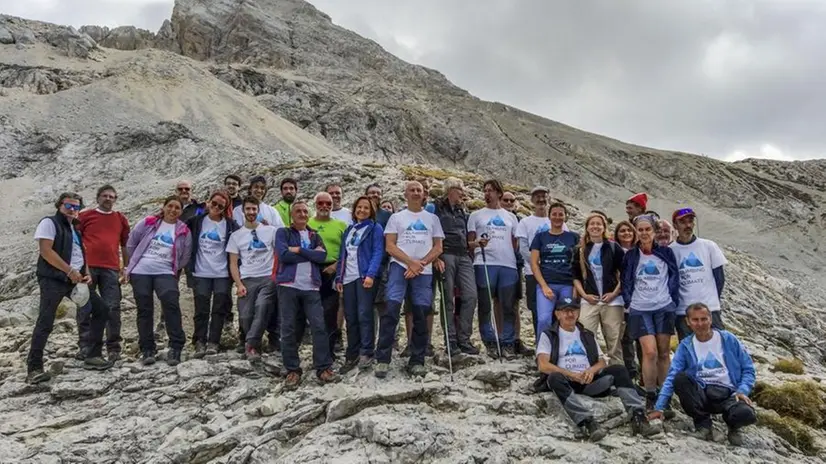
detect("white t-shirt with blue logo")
[588,242,604,296]
[225,225,277,279]
[629,253,672,312]
[194,217,228,278]
[35,218,85,271]
[384,209,445,275]
[693,331,733,389]
[516,215,551,276]
[467,207,518,269]
[131,221,176,275]
[536,326,600,374]
[232,203,285,229]
[281,229,317,291]
[343,227,362,285]
[670,238,728,315]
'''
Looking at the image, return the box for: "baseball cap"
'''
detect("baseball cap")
[530,186,550,196]
[70,283,90,307]
[556,297,580,311]
[672,207,696,223]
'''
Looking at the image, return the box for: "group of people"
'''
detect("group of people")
[27,175,757,444]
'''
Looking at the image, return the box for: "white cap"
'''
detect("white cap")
[70,283,90,307]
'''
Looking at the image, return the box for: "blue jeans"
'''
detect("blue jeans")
[535,283,574,340]
[376,263,433,366]
[475,265,519,345]
[343,279,377,359]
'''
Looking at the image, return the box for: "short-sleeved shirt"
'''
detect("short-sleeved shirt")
[331,208,353,225]
[384,209,444,275]
[131,221,176,275]
[343,227,362,285]
[670,238,728,314]
[536,327,600,374]
[35,218,85,271]
[467,208,518,269]
[308,217,348,264]
[225,224,277,279]
[232,203,285,229]
[194,217,229,278]
[516,215,551,276]
[530,231,580,284]
[629,253,673,312]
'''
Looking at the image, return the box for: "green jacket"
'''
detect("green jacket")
[274,200,291,227]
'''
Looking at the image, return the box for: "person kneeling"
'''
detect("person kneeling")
[649,303,756,446]
[536,298,655,441]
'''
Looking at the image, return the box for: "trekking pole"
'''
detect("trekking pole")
[480,234,503,363]
[438,276,454,382]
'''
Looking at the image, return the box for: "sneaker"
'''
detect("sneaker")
[245,344,261,363]
[407,364,427,377]
[727,427,744,447]
[205,343,219,356]
[75,346,90,361]
[26,368,51,384]
[583,420,607,442]
[502,344,517,360]
[374,362,390,379]
[317,368,340,384]
[459,343,480,355]
[107,351,121,362]
[167,349,182,367]
[83,356,114,371]
[193,342,207,359]
[630,410,658,437]
[400,345,411,357]
[358,355,374,370]
[693,427,714,442]
[425,344,435,357]
[284,371,301,390]
[339,357,359,374]
[141,351,156,366]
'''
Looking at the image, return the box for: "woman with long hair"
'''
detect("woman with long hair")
[620,215,679,410]
[614,221,638,251]
[126,196,192,366]
[335,196,385,372]
[572,213,626,366]
[185,190,239,357]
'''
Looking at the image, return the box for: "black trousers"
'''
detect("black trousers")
[673,372,757,430]
[320,270,341,360]
[192,277,231,345]
[621,313,642,378]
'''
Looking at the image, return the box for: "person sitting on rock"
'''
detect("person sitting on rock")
[649,302,756,446]
[536,297,656,441]
[276,200,339,389]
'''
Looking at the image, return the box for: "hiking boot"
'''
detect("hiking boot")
[284,371,301,390]
[582,420,607,442]
[502,344,517,360]
[663,405,677,420]
[339,357,359,375]
[26,368,51,385]
[141,351,156,366]
[459,343,480,355]
[358,355,374,370]
[75,346,90,361]
[167,349,182,367]
[407,364,427,377]
[317,368,340,384]
[193,342,207,359]
[245,344,261,363]
[485,342,501,359]
[107,351,121,362]
[400,345,411,357]
[630,410,659,437]
[446,343,460,356]
[645,393,657,411]
[727,427,744,447]
[426,344,435,357]
[515,339,533,356]
[374,362,390,379]
[83,356,114,371]
[205,343,219,356]
[693,426,714,442]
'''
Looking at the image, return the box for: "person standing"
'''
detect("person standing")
[365,183,392,315]
[276,200,339,389]
[335,196,385,372]
[226,197,279,362]
[626,193,648,222]
[76,185,129,362]
[516,186,551,342]
[28,193,114,383]
[614,220,642,380]
[274,178,298,227]
[177,180,206,223]
[231,176,284,228]
[376,181,444,378]
[670,208,727,339]
[186,191,239,357]
[572,213,626,366]
[327,183,353,225]
[657,220,676,247]
[467,179,520,359]
[125,196,192,366]
[224,175,243,209]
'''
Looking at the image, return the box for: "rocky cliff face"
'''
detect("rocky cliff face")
[1,1,826,462]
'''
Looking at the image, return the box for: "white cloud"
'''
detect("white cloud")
[725,144,801,162]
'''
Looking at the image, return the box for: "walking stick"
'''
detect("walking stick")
[438,277,454,381]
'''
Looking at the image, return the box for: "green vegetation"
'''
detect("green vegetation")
[503,183,531,194]
[758,412,817,455]
[772,358,805,375]
[753,380,823,427]
[466,199,486,211]
[400,165,482,184]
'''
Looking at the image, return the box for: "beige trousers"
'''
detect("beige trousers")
[579,301,625,366]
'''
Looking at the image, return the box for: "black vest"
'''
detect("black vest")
[36,213,84,282]
[543,322,601,367]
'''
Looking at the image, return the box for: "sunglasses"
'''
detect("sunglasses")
[316,201,332,206]
[502,199,515,203]
[63,203,82,211]
[210,200,227,209]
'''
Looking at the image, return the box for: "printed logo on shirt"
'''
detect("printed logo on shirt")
[536,223,550,234]
[638,260,660,276]
[201,227,222,242]
[550,244,566,253]
[406,219,429,231]
[589,254,601,266]
[301,237,312,249]
[154,230,174,246]
[700,352,724,370]
[486,215,507,227]
[679,252,704,269]
[256,213,264,223]
[248,235,267,251]
[564,340,587,357]
[349,231,362,246]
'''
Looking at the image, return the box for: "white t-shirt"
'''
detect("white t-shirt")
[232,203,285,229]
[536,327,600,374]
[384,209,445,275]
[225,224,277,279]
[131,222,176,275]
[35,218,85,271]
[693,331,734,389]
[629,254,672,312]
[343,227,361,285]
[331,208,353,225]
[670,238,728,315]
[588,242,604,296]
[467,208,517,269]
[516,215,551,276]
[281,229,317,291]
[194,217,228,278]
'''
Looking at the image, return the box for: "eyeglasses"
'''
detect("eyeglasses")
[502,199,515,203]
[63,203,82,211]
[316,201,332,206]
[210,200,227,209]
[177,187,191,192]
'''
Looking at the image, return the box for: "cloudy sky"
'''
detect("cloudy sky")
[6,0,824,161]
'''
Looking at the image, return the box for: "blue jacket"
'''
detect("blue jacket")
[274,226,327,288]
[335,220,385,284]
[655,330,756,411]
[620,244,680,310]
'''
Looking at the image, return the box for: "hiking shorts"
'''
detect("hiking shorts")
[629,308,675,339]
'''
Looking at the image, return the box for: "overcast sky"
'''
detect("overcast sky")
[6,0,825,161]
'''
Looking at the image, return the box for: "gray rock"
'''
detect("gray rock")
[0,26,13,44]
[45,26,97,58]
[471,367,511,389]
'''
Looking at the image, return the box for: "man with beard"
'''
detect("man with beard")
[231,176,283,228]
[224,175,243,209]
[274,178,298,227]
[516,187,551,344]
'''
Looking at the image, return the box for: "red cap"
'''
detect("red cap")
[627,192,648,210]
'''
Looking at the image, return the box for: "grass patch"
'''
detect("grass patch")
[400,165,482,184]
[466,199,486,211]
[772,358,805,375]
[429,187,445,199]
[758,412,818,455]
[56,301,71,319]
[753,380,824,427]
[503,183,531,194]
[670,335,679,352]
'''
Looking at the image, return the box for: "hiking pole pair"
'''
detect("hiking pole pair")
[437,275,454,382]
[480,234,503,363]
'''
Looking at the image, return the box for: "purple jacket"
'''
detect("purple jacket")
[126,215,192,277]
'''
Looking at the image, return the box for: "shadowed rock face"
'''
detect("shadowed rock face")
[1,1,826,462]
